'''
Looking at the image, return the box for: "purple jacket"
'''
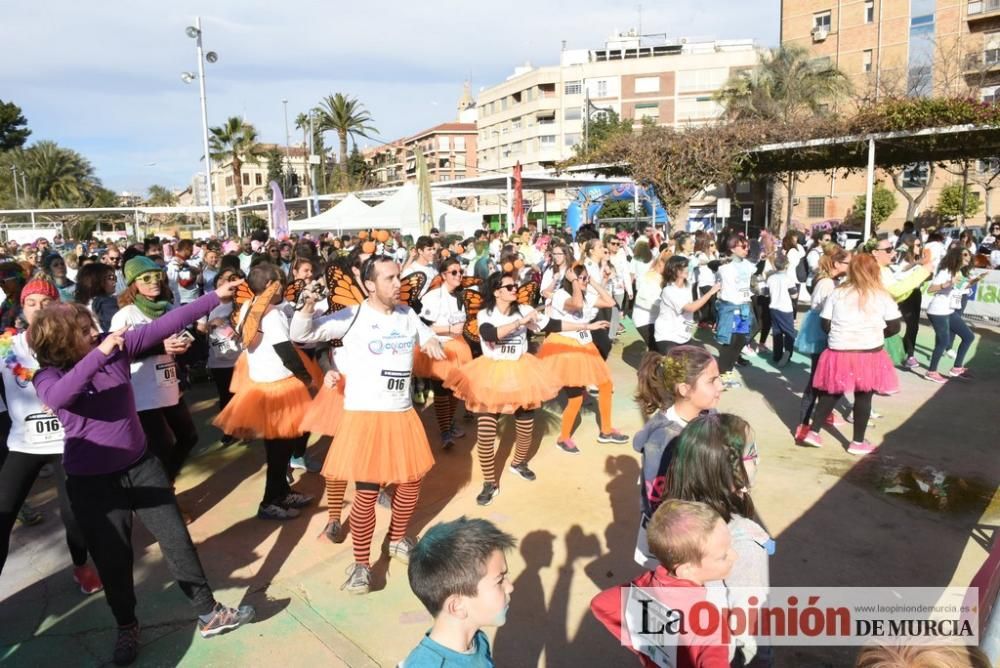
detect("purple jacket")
[34,292,220,476]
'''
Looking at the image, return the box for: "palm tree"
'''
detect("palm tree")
[208,116,264,203]
[313,93,377,176]
[15,141,99,207]
[716,45,851,233]
[147,184,178,206]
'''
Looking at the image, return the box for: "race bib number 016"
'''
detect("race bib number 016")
[25,412,64,446]
[381,369,411,398]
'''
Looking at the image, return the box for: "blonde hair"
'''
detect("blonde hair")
[855,645,991,668]
[815,244,848,282]
[646,499,721,572]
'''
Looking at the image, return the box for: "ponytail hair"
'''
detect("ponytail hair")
[635,347,716,416]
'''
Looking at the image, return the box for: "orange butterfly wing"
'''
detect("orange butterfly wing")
[516,280,539,307]
[284,279,306,304]
[462,288,484,343]
[238,280,282,348]
[230,283,255,327]
[324,265,365,314]
[427,274,445,292]
[461,276,481,290]
[398,272,427,311]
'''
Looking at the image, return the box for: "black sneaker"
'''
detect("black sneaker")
[597,430,629,444]
[556,439,580,455]
[322,519,345,543]
[257,503,300,520]
[220,434,237,446]
[198,603,255,638]
[476,482,499,506]
[736,356,750,367]
[509,462,536,481]
[280,491,314,509]
[113,622,140,666]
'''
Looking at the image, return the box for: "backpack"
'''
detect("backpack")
[795,253,809,283]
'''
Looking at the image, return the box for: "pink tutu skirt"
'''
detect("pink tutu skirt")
[812,348,899,395]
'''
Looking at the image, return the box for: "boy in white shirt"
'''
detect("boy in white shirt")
[766,255,797,368]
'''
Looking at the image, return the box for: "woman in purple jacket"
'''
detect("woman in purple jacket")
[30,277,253,667]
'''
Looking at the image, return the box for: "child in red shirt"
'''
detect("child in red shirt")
[591,499,736,667]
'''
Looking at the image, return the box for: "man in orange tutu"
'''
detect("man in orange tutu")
[291,255,445,594]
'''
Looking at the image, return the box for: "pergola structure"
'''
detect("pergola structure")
[748,124,1000,239]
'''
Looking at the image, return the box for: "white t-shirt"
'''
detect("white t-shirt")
[926,270,964,316]
[290,302,434,412]
[2,332,65,455]
[632,271,663,329]
[926,241,946,272]
[478,304,546,361]
[694,252,717,288]
[810,277,836,311]
[237,305,296,383]
[551,288,599,345]
[654,284,695,344]
[821,288,901,350]
[110,304,180,411]
[717,258,754,304]
[766,272,794,313]
[207,302,240,369]
[419,286,466,342]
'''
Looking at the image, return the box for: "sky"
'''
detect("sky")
[1,0,779,195]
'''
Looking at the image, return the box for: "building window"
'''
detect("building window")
[677,68,729,93]
[865,0,875,23]
[454,136,466,150]
[596,79,608,97]
[512,117,522,129]
[242,173,250,186]
[438,136,450,150]
[537,114,555,125]
[225,176,233,187]
[539,135,556,146]
[736,181,751,194]
[863,50,873,73]
[255,174,262,185]
[634,76,660,94]
[564,133,581,147]
[901,163,930,188]
[565,80,582,95]
[634,102,661,121]
[983,85,1000,103]
[813,10,832,31]
[565,107,582,120]
[501,97,508,111]
[807,197,825,218]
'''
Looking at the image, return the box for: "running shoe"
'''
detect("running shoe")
[113,622,140,666]
[556,439,580,455]
[289,456,320,472]
[825,412,847,428]
[800,431,823,448]
[924,371,948,384]
[735,356,750,367]
[476,482,500,506]
[945,349,956,358]
[449,424,466,439]
[509,462,537,481]
[441,430,456,450]
[321,519,345,544]
[721,372,743,390]
[793,424,811,443]
[904,356,919,369]
[597,430,629,444]
[280,491,314,508]
[847,440,877,456]
[198,603,255,638]
[949,367,972,379]
[16,503,42,526]
[388,537,417,564]
[776,351,792,369]
[257,504,300,520]
[73,564,103,595]
[220,434,238,446]
[341,563,371,595]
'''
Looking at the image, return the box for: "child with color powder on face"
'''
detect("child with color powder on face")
[402,517,516,667]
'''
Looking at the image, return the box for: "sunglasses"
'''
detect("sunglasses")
[608,241,620,246]
[498,284,518,292]
[444,269,462,276]
[136,271,164,285]
[875,246,893,252]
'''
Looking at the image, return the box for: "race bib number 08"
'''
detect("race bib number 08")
[156,362,178,387]
[576,329,593,344]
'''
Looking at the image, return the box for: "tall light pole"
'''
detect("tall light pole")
[182,17,219,237]
[282,99,291,196]
[10,166,20,207]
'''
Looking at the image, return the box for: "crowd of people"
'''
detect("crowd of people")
[0,218,991,667]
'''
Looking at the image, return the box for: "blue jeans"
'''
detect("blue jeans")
[928,311,974,372]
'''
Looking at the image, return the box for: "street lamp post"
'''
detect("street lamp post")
[183,17,219,237]
[10,166,19,207]
[282,99,291,197]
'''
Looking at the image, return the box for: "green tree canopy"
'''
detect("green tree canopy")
[146,185,178,206]
[208,117,263,203]
[575,110,634,159]
[313,93,377,175]
[936,182,983,221]
[0,100,30,151]
[852,183,898,229]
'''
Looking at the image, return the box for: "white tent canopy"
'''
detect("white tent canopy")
[359,183,481,238]
[288,193,372,232]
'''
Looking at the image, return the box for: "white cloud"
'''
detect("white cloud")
[0,0,778,193]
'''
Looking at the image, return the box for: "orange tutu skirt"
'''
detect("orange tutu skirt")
[537,334,612,388]
[322,409,433,484]
[230,352,249,394]
[300,376,346,436]
[444,353,560,414]
[412,337,473,381]
[213,375,311,440]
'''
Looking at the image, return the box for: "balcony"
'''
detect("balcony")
[965,48,1000,76]
[968,0,1000,23]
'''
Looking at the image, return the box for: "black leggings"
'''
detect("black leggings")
[898,289,922,358]
[138,398,199,482]
[263,436,305,505]
[66,454,216,626]
[210,366,235,413]
[812,391,873,443]
[0,451,88,573]
[718,333,748,374]
[751,295,771,346]
[636,324,655,351]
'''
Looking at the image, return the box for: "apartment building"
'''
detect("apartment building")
[207,143,311,206]
[475,31,761,174]
[366,123,478,188]
[781,0,999,230]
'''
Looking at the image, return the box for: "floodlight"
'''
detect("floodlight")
[181,72,196,83]
[205,51,218,63]
[186,26,200,39]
